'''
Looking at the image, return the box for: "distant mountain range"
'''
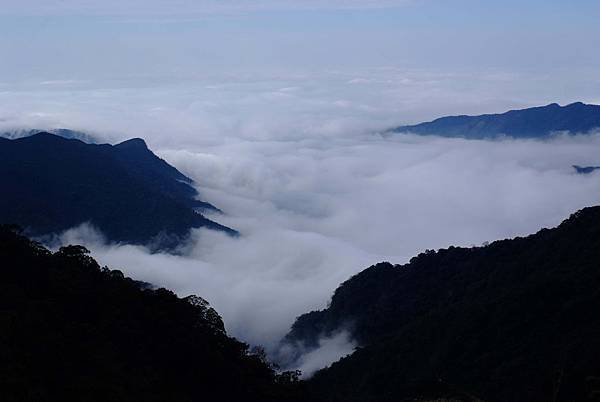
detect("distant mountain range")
[574,165,600,174]
[392,102,600,138]
[283,206,600,402]
[0,133,235,249]
[1,127,99,143]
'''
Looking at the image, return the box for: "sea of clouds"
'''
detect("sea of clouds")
[3,74,600,374]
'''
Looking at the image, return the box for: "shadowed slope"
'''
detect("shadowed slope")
[284,206,600,402]
[0,133,235,249]
[0,225,304,402]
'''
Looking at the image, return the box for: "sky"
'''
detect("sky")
[1,0,600,120]
[3,0,600,375]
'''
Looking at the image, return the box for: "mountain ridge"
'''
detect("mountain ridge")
[0,127,99,143]
[283,205,600,401]
[392,102,600,138]
[0,132,235,249]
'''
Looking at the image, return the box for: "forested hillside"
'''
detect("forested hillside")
[0,225,304,402]
[284,207,600,402]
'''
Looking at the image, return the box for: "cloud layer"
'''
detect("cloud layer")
[53,129,600,362]
[3,67,600,373]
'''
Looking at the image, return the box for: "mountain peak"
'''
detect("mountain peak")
[20,132,85,145]
[115,137,149,150]
[1,128,98,144]
[28,131,70,140]
[0,134,235,249]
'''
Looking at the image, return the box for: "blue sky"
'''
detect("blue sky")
[2,1,599,79]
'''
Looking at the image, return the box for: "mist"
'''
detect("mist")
[51,127,600,373]
[278,331,357,378]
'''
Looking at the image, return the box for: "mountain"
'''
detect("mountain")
[391,102,600,138]
[0,133,235,249]
[0,127,98,143]
[283,206,600,402]
[573,165,600,174]
[0,225,305,402]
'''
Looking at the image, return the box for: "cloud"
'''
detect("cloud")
[50,128,600,374]
[278,331,357,378]
[2,68,586,146]
[0,0,414,17]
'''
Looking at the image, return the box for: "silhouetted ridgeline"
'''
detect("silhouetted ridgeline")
[573,165,600,175]
[0,128,99,144]
[392,102,600,138]
[0,133,235,250]
[0,225,305,402]
[284,206,600,402]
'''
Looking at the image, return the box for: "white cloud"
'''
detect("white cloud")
[2,68,584,146]
[280,331,357,378]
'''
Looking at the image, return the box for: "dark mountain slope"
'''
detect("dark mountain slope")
[392,102,600,138]
[111,137,219,212]
[0,133,234,249]
[0,225,304,402]
[284,207,600,402]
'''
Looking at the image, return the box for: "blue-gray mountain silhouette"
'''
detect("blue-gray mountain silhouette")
[573,165,600,174]
[392,102,600,138]
[0,127,98,143]
[0,133,235,249]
